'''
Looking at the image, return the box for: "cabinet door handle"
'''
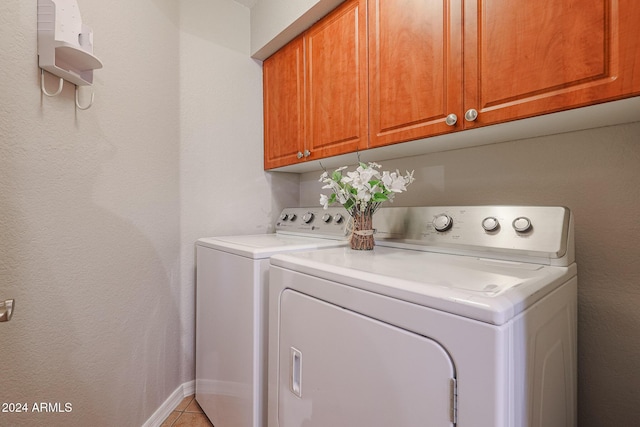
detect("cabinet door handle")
[303,150,311,158]
[296,151,303,159]
[445,113,458,126]
[464,109,478,122]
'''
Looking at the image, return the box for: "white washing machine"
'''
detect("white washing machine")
[267,206,577,427]
[195,207,351,427]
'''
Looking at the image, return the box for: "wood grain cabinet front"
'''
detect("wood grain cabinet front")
[368,0,464,148]
[263,36,305,170]
[264,0,640,168]
[463,0,640,130]
[263,0,366,169]
[371,0,640,148]
[305,0,368,162]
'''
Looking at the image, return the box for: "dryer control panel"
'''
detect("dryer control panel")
[375,206,574,266]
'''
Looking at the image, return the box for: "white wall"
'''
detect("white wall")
[0,0,182,425]
[250,0,344,59]
[178,0,299,382]
[300,121,640,427]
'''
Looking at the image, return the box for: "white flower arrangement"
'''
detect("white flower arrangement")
[319,162,415,216]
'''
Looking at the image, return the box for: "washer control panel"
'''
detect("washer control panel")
[276,207,350,237]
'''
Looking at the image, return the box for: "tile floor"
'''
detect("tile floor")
[160,395,214,427]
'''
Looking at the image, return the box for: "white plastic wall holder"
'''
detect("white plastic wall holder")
[37,0,103,88]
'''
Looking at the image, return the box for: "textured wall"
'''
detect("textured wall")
[300,121,640,426]
[0,0,298,425]
[0,1,298,424]
[0,0,183,425]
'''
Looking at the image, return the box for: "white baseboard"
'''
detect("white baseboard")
[141,380,196,427]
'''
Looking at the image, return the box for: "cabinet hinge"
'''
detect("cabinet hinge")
[450,378,458,425]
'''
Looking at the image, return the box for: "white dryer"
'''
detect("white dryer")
[195,207,350,427]
[268,206,577,427]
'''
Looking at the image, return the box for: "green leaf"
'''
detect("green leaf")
[332,171,342,182]
[372,193,389,202]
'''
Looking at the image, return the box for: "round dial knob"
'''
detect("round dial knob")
[302,212,314,224]
[321,213,332,223]
[512,217,532,233]
[334,213,344,224]
[280,213,289,221]
[288,213,297,221]
[433,214,453,232]
[482,217,500,232]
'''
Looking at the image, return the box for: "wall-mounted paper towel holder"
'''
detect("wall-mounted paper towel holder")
[37,0,103,109]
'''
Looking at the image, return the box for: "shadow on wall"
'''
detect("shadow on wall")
[1,95,181,427]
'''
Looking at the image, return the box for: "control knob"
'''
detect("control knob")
[433,214,453,232]
[482,217,500,232]
[280,213,288,221]
[321,213,332,223]
[512,217,532,233]
[302,212,314,224]
[334,213,344,224]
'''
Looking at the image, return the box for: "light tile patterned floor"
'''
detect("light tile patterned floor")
[160,395,214,427]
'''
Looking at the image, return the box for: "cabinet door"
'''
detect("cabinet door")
[369,0,463,148]
[464,0,640,128]
[263,36,305,169]
[305,0,368,159]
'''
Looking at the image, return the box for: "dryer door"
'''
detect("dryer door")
[277,289,455,427]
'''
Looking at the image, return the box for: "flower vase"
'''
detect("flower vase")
[350,211,375,250]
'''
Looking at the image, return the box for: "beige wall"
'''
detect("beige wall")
[300,121,640,426]
[0,0,297,425]
[0,0,182,425]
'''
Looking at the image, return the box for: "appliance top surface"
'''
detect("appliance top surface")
[197,233,348,259]
[195,207,350,259]
[270,245,576,325]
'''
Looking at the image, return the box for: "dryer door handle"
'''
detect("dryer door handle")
[290,347,302,397]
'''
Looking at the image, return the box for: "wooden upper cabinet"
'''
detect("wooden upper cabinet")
[263,36,305,170]
[463,0,640,128]
[264,0,640,169]
[368,0,463,148]
[305,0,368,160]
